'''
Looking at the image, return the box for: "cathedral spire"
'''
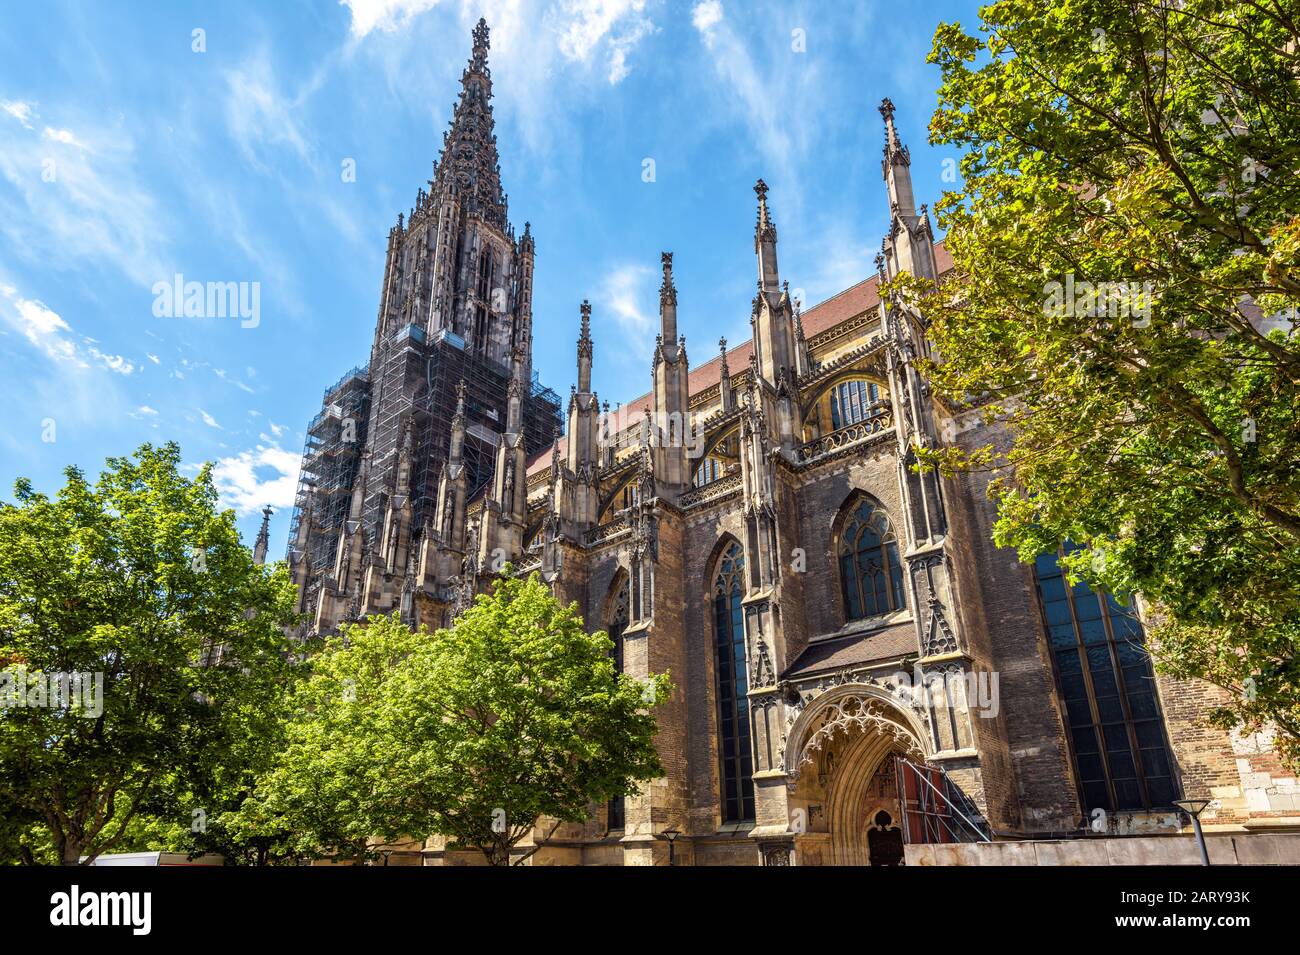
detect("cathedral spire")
[253,505,272,565]
[470,17,490,77]
[878,98,936,282]
[449,378,467,463]
[577,299,593,393]
[879,97,915,218]
[659,252,677,346]
[718,337,735,413]
[434,18,506,230]
[754,179,780,296]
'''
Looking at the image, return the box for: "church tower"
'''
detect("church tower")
[289,19,562,634]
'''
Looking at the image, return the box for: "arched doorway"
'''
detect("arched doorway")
[783,685,925,866]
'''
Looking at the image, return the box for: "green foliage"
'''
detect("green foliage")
[909,1,1300,767]
[246,572,668,866]
[0,442,301,864]
[233,613,428,864]
[385,571,669,865]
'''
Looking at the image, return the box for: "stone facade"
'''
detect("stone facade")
[290,21,1297,865]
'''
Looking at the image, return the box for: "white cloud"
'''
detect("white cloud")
[556,0,654,84]
[136,405,158,416]
[211,442,301,516]
[8,295,78,364]
[606,15,654,84]
[597,262,654,337]
[223,50,314,171]
[42,127,84,148]
[0,99,35,129]
[86,345,136,375]
[691,1,793,179]
[146,353,161,364]
[199,409,221,429]
[0,111,171,288]
[350,1,658,155]
[341,0,446,38]
[691,0,722,32]
[0,285,135,374]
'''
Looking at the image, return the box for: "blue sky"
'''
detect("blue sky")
[0,0,974,554]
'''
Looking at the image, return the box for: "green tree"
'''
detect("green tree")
[233,613,426,864]
[0,442,300,864]
[253,573,668,866]
[385,572,668,865]
[909,1,1300,766]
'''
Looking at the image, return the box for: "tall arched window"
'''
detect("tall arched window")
[838,498,906,620]
[1033,546,1178,812]
[607,577,629,830]
[713,541,754,823]
[830,379,882,429]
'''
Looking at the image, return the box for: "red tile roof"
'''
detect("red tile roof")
[781,622,917,678]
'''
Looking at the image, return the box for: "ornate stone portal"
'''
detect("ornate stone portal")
[780,685,926,865]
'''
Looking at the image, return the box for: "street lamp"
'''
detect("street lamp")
[657,827,681,866]
[1173,798,1212,866]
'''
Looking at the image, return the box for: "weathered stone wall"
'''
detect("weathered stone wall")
[905,832,1300,866]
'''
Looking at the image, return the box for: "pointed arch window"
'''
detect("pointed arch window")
[1032,546,1178,813]
[606,577,630,830]
[713,541,754,823]
[693,457,725,487]
[608,577,629,678]
[830,379,882,429]
[838,498,906,620]
[693,430,740,488]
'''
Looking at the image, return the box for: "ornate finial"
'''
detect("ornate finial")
[755,179,775,239]
[659,252,676,306]
[473,17,490,56]
[455,377,467,411]
[253,505,273,564]
[580,299,592,337]
[880,97,909,168]
[719,336,727,353]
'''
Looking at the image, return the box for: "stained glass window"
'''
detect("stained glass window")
[713,541,754,823]
[838,498,905,619]
[1032,546,1178,813]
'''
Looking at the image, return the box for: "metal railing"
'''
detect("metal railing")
[321,364,370,400]
[895,756,992,845]
[796,403,893,463]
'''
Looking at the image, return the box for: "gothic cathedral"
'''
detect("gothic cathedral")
[286,20,1296,865]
